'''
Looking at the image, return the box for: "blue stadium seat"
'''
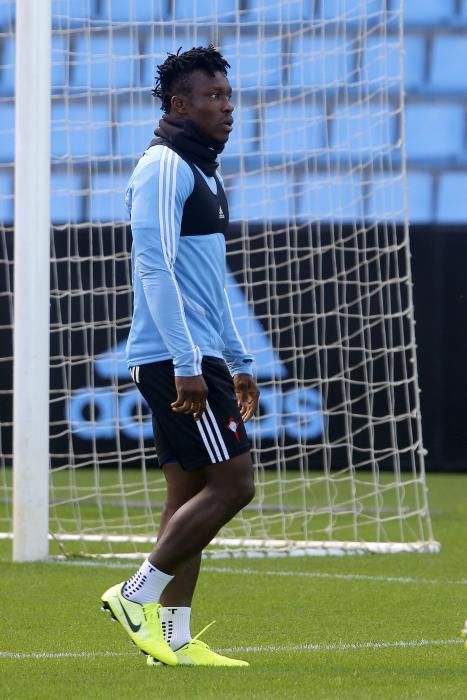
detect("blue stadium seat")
[367,173,433,223]
[51,171,83,223]
[245,0,312,22]
[0,169,13,223]
[407,173,433,222]
[0,38,14,95]
[227,171,295,222]
[437,173,467,222]
[288,36,350,89]
[115,101,158,159]
[51,100,110,158]
[98,0,168,22]
[261,103,323,156]
[52,0,96,25]
[401,0,455,25]
[0,101,14,162]
[0,3,15,28]
[141,30,210,88]
[173,0,242,22]
[461,0,467,20]
[405,104,464,160]
[322,0,384,23]
[221,35,283,90]
[71,34,138,90]
[222,106,258,157]
[296,174,363,221]
[331,105,396,155]
[431,37,467,92]
[0,35,67,95]
[363,35,425,92]
[367,175,404,222]
[89,172,131,222]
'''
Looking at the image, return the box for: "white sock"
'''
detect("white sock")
[161,606,192,650]
[122,559,174,605]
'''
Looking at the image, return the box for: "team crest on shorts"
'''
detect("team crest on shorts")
[225,417,241,442]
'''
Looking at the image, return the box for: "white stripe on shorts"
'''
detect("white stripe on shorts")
[199,414,223,461]
[195,404,230,463]
[195,419,217,462]
[205,400,230,460]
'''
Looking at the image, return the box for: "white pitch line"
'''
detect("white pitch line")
[219,639,463,654]
[0,639,462,660]
[33,559,467,586]
[202,566,467,587]
[0,651,134,660]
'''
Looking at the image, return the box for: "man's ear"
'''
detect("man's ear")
[171,94,188,116]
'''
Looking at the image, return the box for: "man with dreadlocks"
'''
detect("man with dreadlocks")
[101,46,259,668]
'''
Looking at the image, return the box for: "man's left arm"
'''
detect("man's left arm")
[221,288,259,421]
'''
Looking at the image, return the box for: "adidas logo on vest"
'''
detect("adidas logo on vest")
[218,206,225,219]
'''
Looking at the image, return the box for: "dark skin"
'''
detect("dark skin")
[146,70,260,604]
[172,373,259,423]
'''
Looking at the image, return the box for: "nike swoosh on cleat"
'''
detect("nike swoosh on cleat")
[118,601,142,633]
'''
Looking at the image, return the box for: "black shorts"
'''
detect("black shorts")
[131,356,251,471]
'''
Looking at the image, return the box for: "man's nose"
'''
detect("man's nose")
[223,96,234,112]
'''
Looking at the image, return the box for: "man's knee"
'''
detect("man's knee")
[206,452,255,511]
[236,471,255,508]
[214,477,254,515]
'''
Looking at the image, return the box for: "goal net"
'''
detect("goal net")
[0,0,439,558]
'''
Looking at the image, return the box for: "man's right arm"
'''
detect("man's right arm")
[130,148,202,377]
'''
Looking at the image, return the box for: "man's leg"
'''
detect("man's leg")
[99,460,205,665]
[146,451,254,667]
[158,461,206,607]
[102,452,254,665]
[156,461,205,652]
[148,451,255,574]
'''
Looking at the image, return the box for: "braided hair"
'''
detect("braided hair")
[153,45,231,113]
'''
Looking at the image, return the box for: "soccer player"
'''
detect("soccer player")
[101,46,259,667]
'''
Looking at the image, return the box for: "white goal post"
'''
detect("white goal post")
[12,0,51,561]
[1,0,439,560]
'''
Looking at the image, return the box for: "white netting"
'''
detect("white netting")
[0,0,438,558]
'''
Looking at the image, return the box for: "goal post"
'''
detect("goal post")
[12,0,51,561]
[0,0,440,560]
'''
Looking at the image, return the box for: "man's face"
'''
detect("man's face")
[172,70,234,143]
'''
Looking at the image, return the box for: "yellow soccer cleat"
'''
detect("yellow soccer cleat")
[146,622,249,667]
[101,582,178,666]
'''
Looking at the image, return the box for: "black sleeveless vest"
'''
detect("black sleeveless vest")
[151,139,229,237]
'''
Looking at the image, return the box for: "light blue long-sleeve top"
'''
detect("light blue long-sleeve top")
[125,144,254,377]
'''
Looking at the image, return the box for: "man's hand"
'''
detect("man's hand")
[171,375,208,421]
[233,374,260,423]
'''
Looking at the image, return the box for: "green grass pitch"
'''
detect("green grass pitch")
[1,473,466,699]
